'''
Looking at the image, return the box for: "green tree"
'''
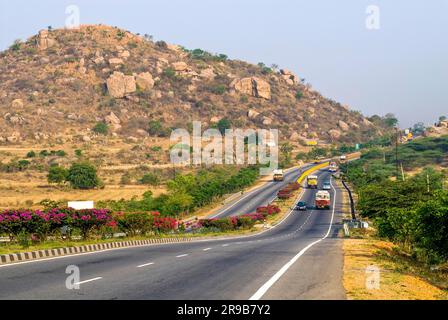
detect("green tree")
[47,166,68,185]
[66,162,100,189]
[217,118,231,135]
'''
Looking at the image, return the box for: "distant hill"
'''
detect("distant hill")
[0,25,391,145]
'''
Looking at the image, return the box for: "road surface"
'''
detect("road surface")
[209,164,313,218]
[0,168,346,300]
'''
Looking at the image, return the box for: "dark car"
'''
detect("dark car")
[296,201,307,211]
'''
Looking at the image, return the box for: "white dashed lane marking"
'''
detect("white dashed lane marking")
[137,262,154,268]
[74,277,103,286]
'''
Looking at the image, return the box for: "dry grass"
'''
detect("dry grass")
[343,238,448,300]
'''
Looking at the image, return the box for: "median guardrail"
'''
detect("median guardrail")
[341,179,356,220]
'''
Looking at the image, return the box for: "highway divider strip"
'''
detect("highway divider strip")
[0,162,330,266]
[297,162,330,185]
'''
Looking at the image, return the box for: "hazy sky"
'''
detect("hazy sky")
[0,0,447,127]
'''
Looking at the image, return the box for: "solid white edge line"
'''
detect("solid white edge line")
[137,262,154,268]
[248,177,337,300]
[176,254,188,258]
[74,277,103,285]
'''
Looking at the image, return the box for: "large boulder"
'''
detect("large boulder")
[280,69,299,85]
[36,30,56,50]
[328,129,342,140]
[135,72,154,90]
[247,109,260,119]
[105,112,121,130]
[231,77,271,100]
[199,67,216,80]
[172,61,189,72]
[106,72,136,98]
[338,120,349,132]
[109,58,124,68]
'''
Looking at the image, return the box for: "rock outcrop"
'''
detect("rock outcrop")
[231,77,271,100]
[280,69,299,85]
[338,120,349,132]
[36,30,56,50]
[106,72,137,98]
[135,72,154,91]
[105,112,121,130]
[328,129,342,140]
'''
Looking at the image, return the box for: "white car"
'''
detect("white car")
[322,181,331,190]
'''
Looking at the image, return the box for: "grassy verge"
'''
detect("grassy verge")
[340,185,448,299]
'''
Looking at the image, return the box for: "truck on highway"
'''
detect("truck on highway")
[273,169,284,181]
[328,161,338,173]
[315,190,331,209]
[307,175,318,189]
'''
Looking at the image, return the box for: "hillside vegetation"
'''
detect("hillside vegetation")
[342,136,448,265]
[0,25,390,147]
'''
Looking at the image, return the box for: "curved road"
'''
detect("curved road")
[0,168,346,300]
[209,164,314,218]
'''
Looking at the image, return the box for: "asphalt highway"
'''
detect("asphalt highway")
[0,168,346,300]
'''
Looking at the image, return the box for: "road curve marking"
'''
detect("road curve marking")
[137,262,154,268]
[249,177,337,300]
[74,277,103,286]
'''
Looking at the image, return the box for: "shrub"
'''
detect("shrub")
[92,122,109,135]
[47,166,68,185]
[66,162,100,190]
[147,120,170,137]
[217,118,231,135]
[26,151,36,158]
[295,90,303,100]
[162,67,176,79]
[211,84,226,95]
[115,212,153,236]
[67,208,113,240]
[139,173,160,186]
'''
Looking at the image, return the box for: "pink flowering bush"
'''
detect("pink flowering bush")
[67,208,113,239]
[256,205,281,216]
[114,211,178,236]
[0,209,68,241]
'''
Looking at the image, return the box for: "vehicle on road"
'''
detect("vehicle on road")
[328,161,338,173]
[273,169,284,181]
[322,181,331,190]
[307,175,318,189]
[296,201,307,211]
[315,190,331,209]
[339,155,347,162]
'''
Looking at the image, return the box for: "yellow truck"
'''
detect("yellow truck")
[307,175,318,189]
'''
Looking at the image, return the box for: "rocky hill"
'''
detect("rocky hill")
[0,25,387,145]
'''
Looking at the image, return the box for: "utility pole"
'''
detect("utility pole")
[427,174,430,193]
[395,127,399,180]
